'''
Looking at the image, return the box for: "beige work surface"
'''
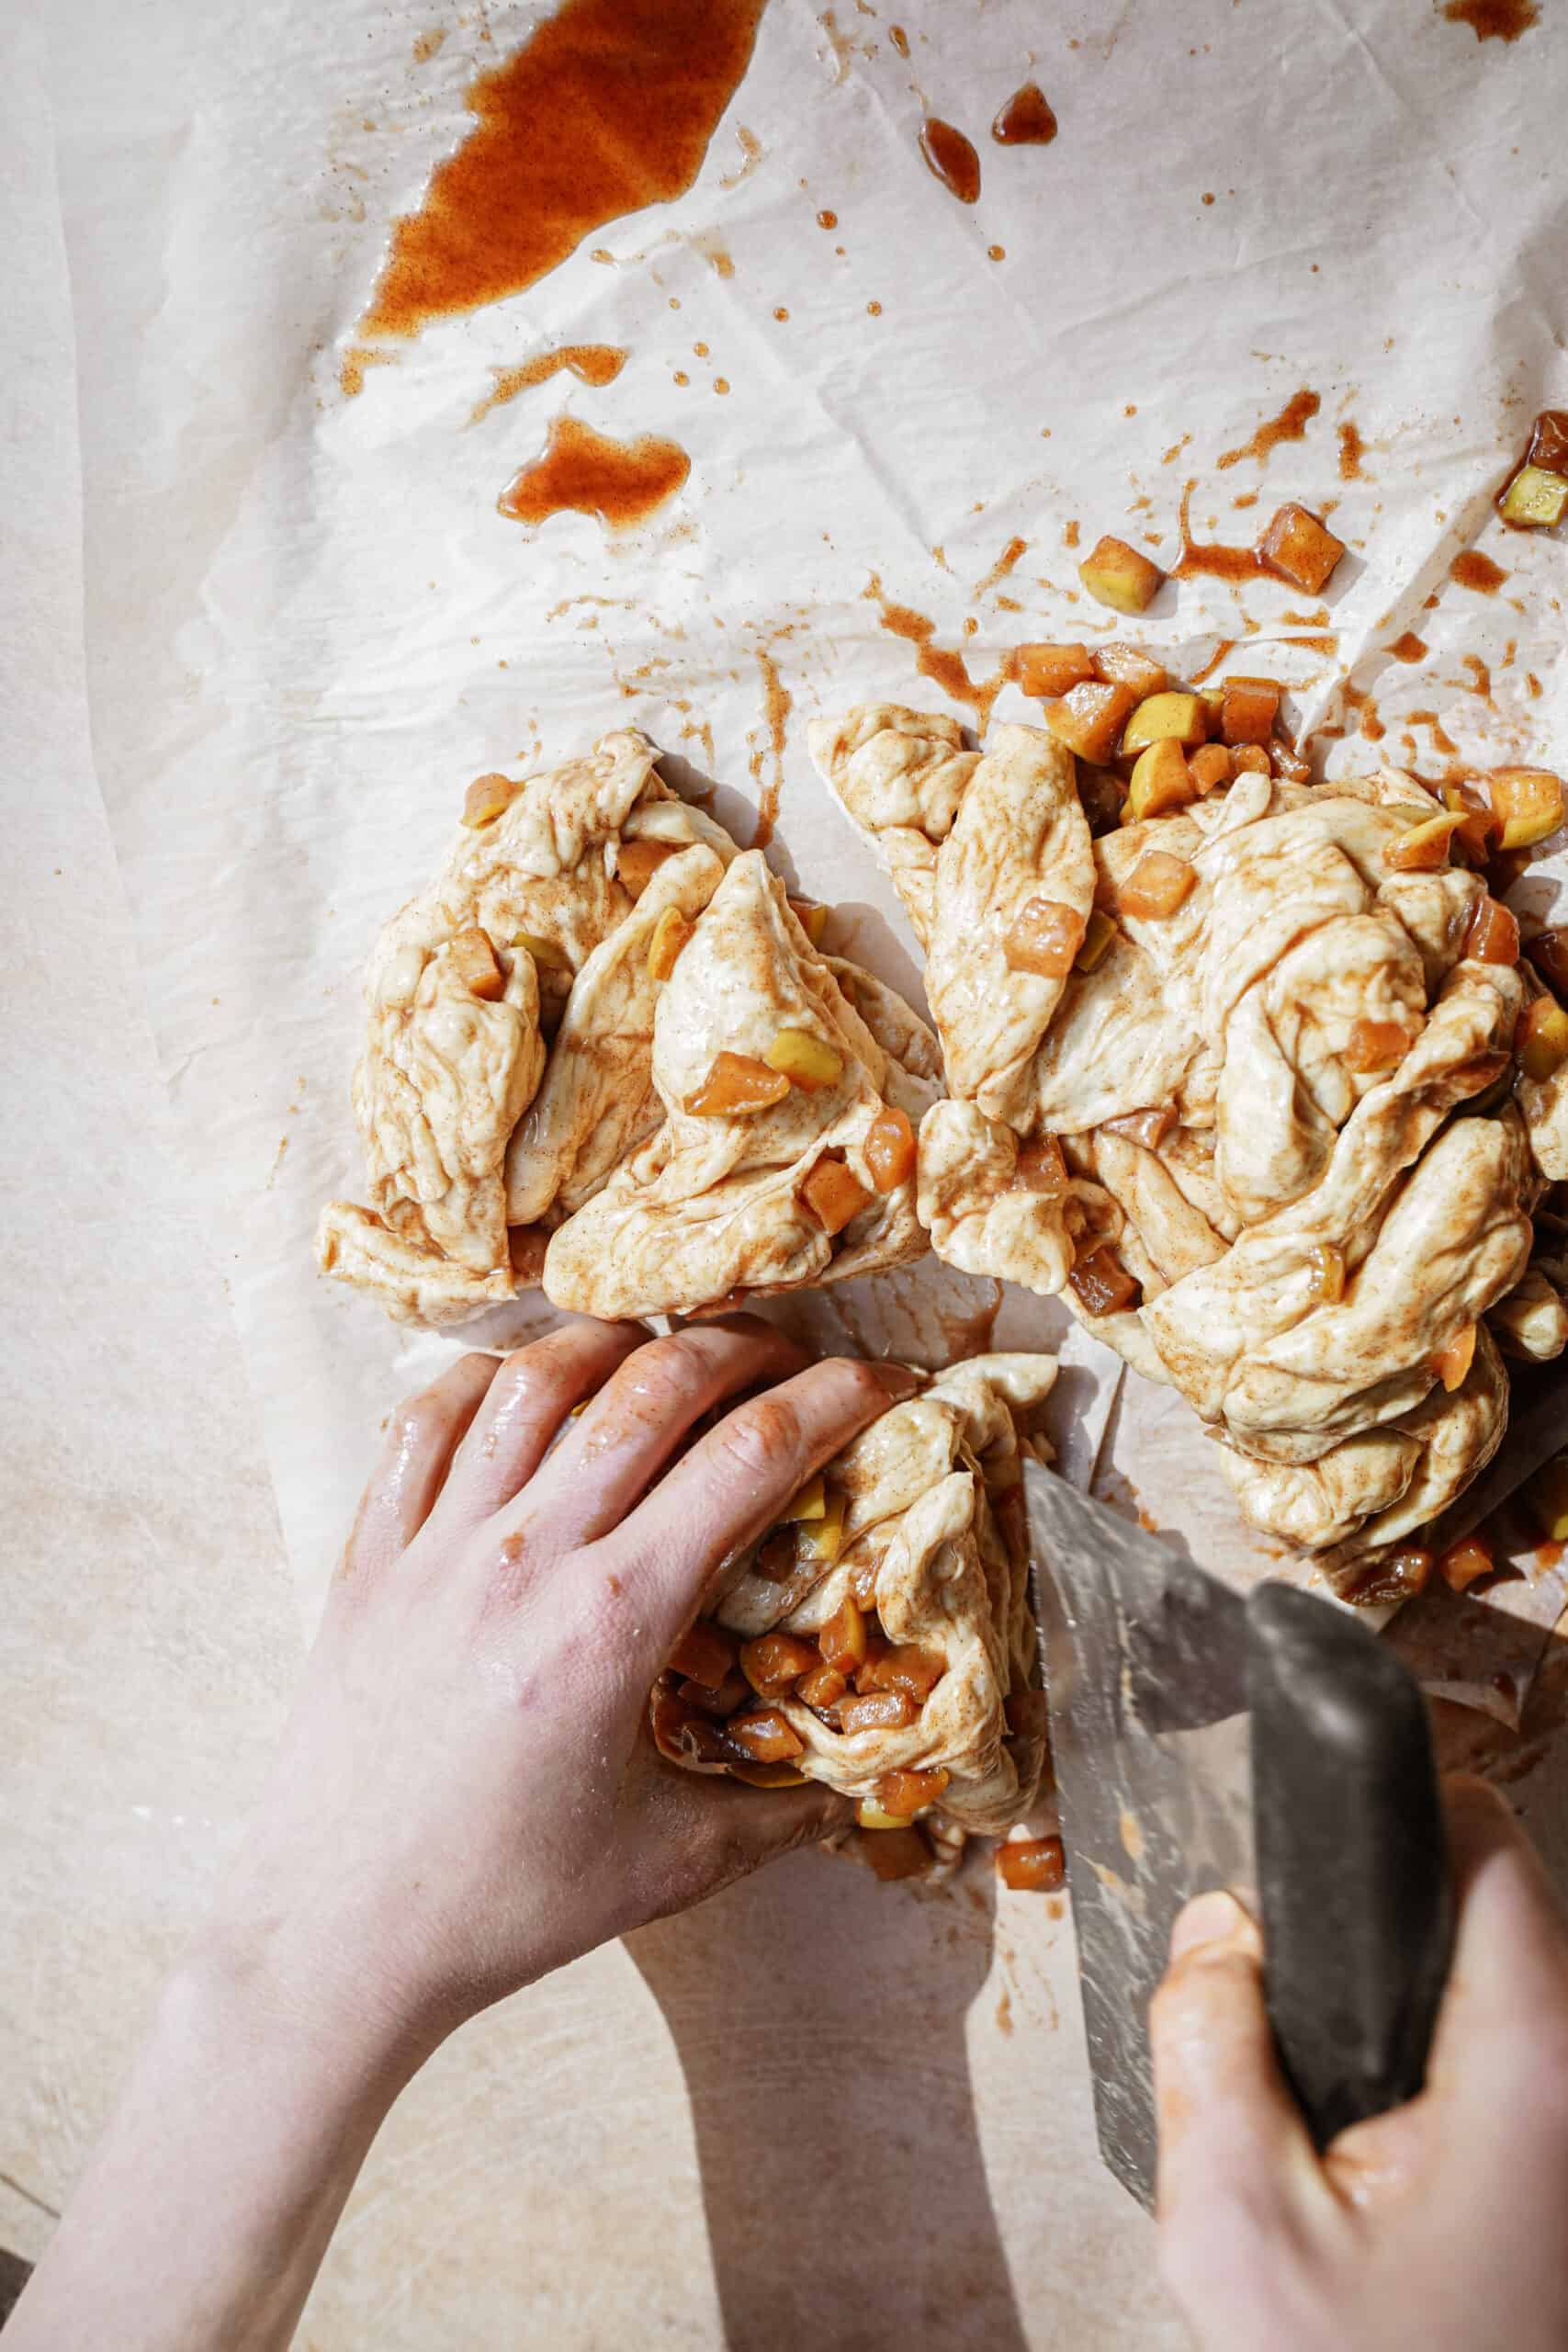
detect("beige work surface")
[6,6,1568,2351]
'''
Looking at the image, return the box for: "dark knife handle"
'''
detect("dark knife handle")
[1246,1581,1454,2149]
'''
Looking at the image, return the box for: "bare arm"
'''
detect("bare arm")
[10,1317,910,2352]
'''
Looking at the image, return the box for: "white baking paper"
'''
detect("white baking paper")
[44,0,1567,1677]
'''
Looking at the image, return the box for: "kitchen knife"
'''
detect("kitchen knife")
[1023,1462,1454,2211]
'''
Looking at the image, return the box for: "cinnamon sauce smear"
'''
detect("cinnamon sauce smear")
[498,417,691,529]
[889,23,909,57]
[1337,420,1367,480]
[748,646,793,847]
[1215,389,1320,471]
[991,84,1057,144]
[1388,630,1427,662]
[863,576,1019,727]
[470,344,626,423]
[1449,549,1508,594]
[1174,481,1263,581]
[919,118,982,204]
[359,0,769,339]
[1440,0,1539,38]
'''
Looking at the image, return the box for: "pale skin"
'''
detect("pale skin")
[12,1317,1568,2349]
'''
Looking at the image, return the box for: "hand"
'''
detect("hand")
[205,1315,912,2066]
[1151,1775,1568,2352]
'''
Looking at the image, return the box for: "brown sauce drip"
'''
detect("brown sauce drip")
[991,84,1057,144]
[919,117,981,204]
[748,647,793,847]
[863,576,1018,728]
[816,208,839,230]
[1174,481,1263,581]
[1387,630,1427,662]
[1341,683,1385,741]
[1450,549,1507,594]
[1462,653,1494,702]
[1440,0,1539,38]
[497,416,690,530]
[974,536,1028,596]
[1406,708,1461,757]
[889,23,909,57]
[1337,421,1367,480]
[470,344,626,424]
[1215,388,1320,471]
[359,0,768,339]
[1190,639,1236,684]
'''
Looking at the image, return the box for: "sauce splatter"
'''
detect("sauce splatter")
[1215,388,1320,471]
[1174,481,1264,581]
[991,83,1057,144]
[1406,708,1461,756]
[1190,639,1237,684]
[919,117,982,204]
[1342,683,1385,741]
[469,344,626,424]
[749,647,793,846]
[497,417,690,530]
[1449,549,1507,594]
[974,536,1028,596]
[358,0,769,339]
[1337,421,1367,480]
[1387,630,1427,662]
[816,207,839,229]
[1461,653,1494,700]
[863,575,1019,727]
[1440,0,1539,39]
[339,345,398,398]
[889,23,909,57]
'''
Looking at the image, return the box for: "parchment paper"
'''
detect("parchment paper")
[44,0,1566,1694]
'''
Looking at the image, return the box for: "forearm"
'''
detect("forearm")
[8,1932,417,2352]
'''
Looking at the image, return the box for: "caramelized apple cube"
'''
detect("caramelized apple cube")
[1462,895,1520,967]
[449,926,506,1001]
[685,1051,793,1116]
[1043,678,1141,763]
[1526,928,1568,997]
[1231,744,1272,775]
[727,1707,807,1764]
[1345,1017,1412,1072]
[1500,464,1568,528]
[788,897,829,945]
[837,1689,919,1735]
[617,838,679,898]
[1078,535,1166,615]
[754,1527,799,1581]
[675,1670,749,1719]
[1258,503,1346,594]
[1437,1533,1495,1594]
[818,1593,868,1676]
[796,1662,849,1710]
[800,1155,873,1236]
[729,1760,809,1789]
[1126,737,1196,820]
[1017,641,1096,697]
[1075,909,1119,969]
[876,1766,952,1815]
[766,1026,845,1091]
[513,931,570,971]
[1122,691,1208,752]
[1003,896,1088,978]
[1518,997,1568,1081]
[1220,676,1281,747]
[1526,1456,1568,1544]
[862,1825,931,1881]
[1094,642,1168,697]
[782,1473,827,1523]
[1386,812,1467,873]
[462,771,520,829]
[857,1800,916,1830]
[997,1836,1066,1893]
[1116,851,1197,920]
[1189,743,1234,795]
[1067,1244,1140,1316]
[1346,1548,1434,1607]
[864,1104,917,1192]
[1013,1134,1067,1194]
[647,905,694,981]
[859,1644,947,1702]
[1307,1243,1346,1305]
[1431,1322,1477,1393]
[798,1490,847,1567]
[740,1632,823,1699]
[1489,768,1564,852]
[1442,782,1503,864]
[669,1619,739,1689]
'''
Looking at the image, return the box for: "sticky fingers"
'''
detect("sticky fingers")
[437,1319,647,1522]
[344,1353,500,1573]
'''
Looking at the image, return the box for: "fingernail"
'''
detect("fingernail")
[1170,1888,1250,1960]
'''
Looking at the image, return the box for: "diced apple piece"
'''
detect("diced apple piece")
[1043,678,1141,763]
[796,1662,848,1710]
[1345,1547,1434,1608]
[1101,1105,1176,1148]
[729,1761,809,1789]
[782,1473,827,1523]
[1122,691,1208,752]
[1220,676,1281,747]
[1258,503,1347,594]
[617,838,679,898]
[838,1689,919,1735]
[857,1801,916,1830]
[1526,1456,1568,1544]
[1518,997,1568,1081]
[800,1155,873,1236]
[1013,1135,1067,1195]
[765,1027,845,1091]
[864,1104,917,1193]
[997,1836,1066,1893]
[1500,464,1568,527]
[449,926,506,1000]
[876,1766,951,1815]
[462,771,520,829]
[1270,743,1312,785]
[1094,642,1168,697]
[1077,763,1128,836]
[1345,1017,1412,1072]
[1003,896,1088,978]
[788,897,829,945]
[1126,737,1196,820]
[754,1527,799,1581]
[1067,1244,1140,1316]
[858,1644,947,1702]
[1527,928,1568,997]
[862,1826,931,1882]
[675,1669,750,1719]
[647,905,694,980]
[1462,895,1520,967]
[1431,1322,1477,1393]
[740,1632,823,1699]
[670,1619,739,1688]
[1076,909,1118,969]
[1117,850,1197,920]
[650,1690,730,1766]
[1489,768,1564,852]
[685,1051,792,1116]
[798,1490,847,1568]
[513,931,570,971]
[1442,783,1503,865]
[1189,743,1234,795]
[1231,744,1271,775]
[727,1707,807,1764]
[1437,1533,1495,1594]
[819,1593,868,1676]
[1307,1243,1347,1305]
[1017,641,1096,697]
[1078,535,1166,615]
